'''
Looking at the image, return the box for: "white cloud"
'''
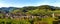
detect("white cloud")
[0,3,9,7]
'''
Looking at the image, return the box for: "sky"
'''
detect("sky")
[0,0,60,7]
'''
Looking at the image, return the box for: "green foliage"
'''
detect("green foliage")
[26,9,51,16]
[0,13,4,17]
[0,19,31,24]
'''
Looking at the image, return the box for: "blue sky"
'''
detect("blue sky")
[0,0,60,7]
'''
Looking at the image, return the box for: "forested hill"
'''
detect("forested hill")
[0,7,20,13]
[0,5,60,16]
